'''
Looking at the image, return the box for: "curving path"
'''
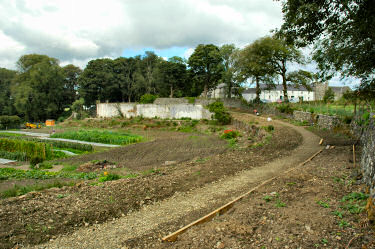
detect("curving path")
[31,113,321,249]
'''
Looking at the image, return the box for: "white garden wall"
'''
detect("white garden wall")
[97,103,213,120]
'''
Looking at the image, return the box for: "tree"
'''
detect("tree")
[323,87,335,103]
[219,44,239,98]
[12,54,66,121]
[62,64,82,105]
[158,58,187,98]
[260,36,313,102]
[188,44,224,97]
[278,0,375,92]
[235,38,276,102]
[78,58,117,105]
[0,68,17,115]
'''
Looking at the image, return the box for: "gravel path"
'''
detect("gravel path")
[30,114,321,249]
[0,131,120,148]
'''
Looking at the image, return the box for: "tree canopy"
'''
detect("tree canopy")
[188,44,224,97]
[279,0,375,94]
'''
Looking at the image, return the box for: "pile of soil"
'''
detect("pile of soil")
[77,160,117,172]
[0,120,301,248]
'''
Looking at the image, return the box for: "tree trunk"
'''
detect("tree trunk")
[169,85,174,98]
[228,80,232,98]
[281,60,288,102]
[255,77,261,103]
[203,84,208,98]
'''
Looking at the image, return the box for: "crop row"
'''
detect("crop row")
[0,134,93,152]
[0,168,98,180]
[50,130,143,145]
[0,138,53,165]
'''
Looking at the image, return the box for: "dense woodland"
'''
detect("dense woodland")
[0,0,374,122]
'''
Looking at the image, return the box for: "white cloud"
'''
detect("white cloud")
[0,0,283,69]
[183,48,195,59]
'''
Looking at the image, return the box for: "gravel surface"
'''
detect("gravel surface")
[30,114,321,249]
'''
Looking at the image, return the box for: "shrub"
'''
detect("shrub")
[264,125,274,132]
[276,104,295,114]
[139,94,158,104]
[0,115,21,130]
[98,173,121,182]
[207,101,232,125]
[221,129,240,139]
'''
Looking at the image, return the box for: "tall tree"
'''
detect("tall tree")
[0,68,17,115]
[278,0,375,95]
[12,54,66,121]
[219,44,239,98]
[262,36,313,102]
[188,44,224,97]
[62,64,82,105]
[158,59,187,98]
[235,38,276,102]
[78,58,117,105]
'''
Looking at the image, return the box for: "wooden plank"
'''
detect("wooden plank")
[162,148,323,242]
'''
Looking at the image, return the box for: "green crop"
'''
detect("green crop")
[50,130,142,145]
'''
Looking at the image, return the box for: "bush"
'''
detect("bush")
[264,125,274,132]
[139,94,158,104]
[276,104,295,114]
[207,101,232,125]
[221,129,240,139]
[98,173,121,182]
[0,115,21,130]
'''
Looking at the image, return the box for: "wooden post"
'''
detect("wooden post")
[353,144,356,167]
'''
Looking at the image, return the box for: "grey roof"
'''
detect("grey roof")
[242,84,310,94]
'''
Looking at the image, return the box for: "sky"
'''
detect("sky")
[0,0,355,87]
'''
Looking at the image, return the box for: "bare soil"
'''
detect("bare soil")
[146,146,374,249]
[0,114,301,248]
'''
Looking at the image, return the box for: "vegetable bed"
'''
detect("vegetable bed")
[50,130,143,145]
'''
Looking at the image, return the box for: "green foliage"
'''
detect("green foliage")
[207,101,231,125]
[263,195,273,202]
[0,116,21,130]
[98,173,121,182]
[188,44,224,97]
[279,0,375,90]
[316,200,330,208]
[1,181,75,198]
[50,130,142,145]
[275,199,286,208]
[323,87,335,103]
[0,138,53,164]
[0,68,17,116]
[221,130,240,139]
[0,150,27,161]
[12,54,69,121]
[276,104,295,114]
[139,94,158,104]
[264,125,274,132]
[0,168,97,180]
[185,97,196,104]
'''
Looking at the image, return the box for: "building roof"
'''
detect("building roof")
[242,84,311,94]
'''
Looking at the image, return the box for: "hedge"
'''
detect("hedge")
[0,116,21,130]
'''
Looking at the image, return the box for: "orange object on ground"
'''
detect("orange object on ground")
[45,119,55,126]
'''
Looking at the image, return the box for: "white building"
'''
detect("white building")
[242,84,314,102]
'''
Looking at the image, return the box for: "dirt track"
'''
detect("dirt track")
[30,113,321,249]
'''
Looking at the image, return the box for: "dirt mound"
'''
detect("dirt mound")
[77,160,117,172]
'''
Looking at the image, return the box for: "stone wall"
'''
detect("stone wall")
[154,98,189,105]
[317,114,340,129]
[360,116,375,224]
[96,103,213,120]
[293,111,314,124]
